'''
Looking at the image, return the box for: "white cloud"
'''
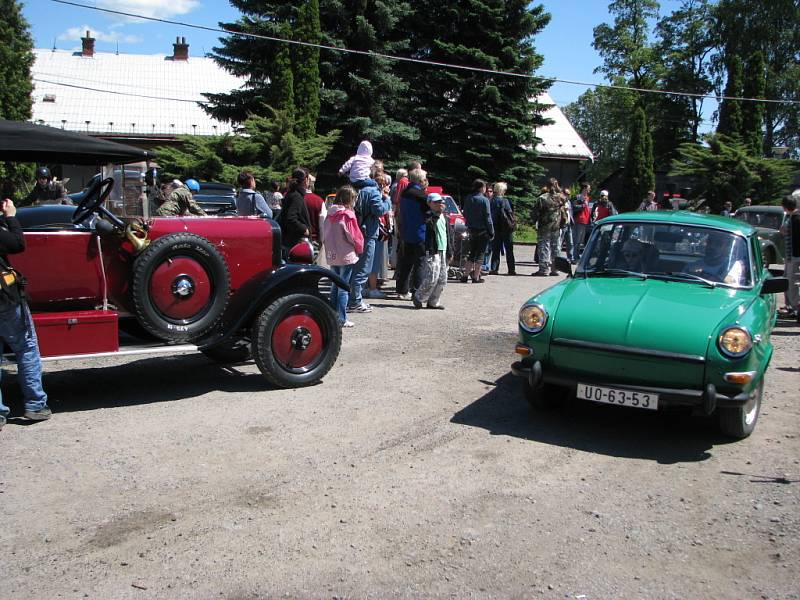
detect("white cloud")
[58,25,142,45]
[96,0,200,20]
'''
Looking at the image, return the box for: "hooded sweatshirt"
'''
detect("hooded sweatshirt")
[338,140,375,183]
[323,204,364,266]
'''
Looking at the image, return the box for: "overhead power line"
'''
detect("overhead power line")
[52,0,800,107]
[33,77,205,103]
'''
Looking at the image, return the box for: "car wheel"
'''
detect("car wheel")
[718,378,763,439]
[251,292,341,388]
[522,379,565,410]
[201,338,251,363]
[132,233,230,342]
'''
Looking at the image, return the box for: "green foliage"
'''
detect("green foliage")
[621,107,655,212]
[592,0,660,90]
[400,0,550,204]
[0,0,35,193]
[154,111,339,186]
[293,0,321,138]
[670,134,798,211]
[741,51,766,157]
[563,84,637,184]
[270,25,295,120]
[651,0,714,166]
[716,55,743,139]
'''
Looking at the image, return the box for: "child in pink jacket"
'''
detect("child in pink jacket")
[323,185,364,327]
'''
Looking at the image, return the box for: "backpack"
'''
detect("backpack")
[354,190,368,234]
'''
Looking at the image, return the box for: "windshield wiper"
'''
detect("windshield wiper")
[583,268,648,279]
[649,271,717,288]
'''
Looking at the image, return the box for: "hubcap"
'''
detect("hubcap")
[291,327,312,350]
[172,275,195,298]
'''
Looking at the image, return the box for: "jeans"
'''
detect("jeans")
[0,303,48,416]
[559,226,574,263]
[571,222,587,261]
[395,241,425,295]
[491,233,516,273]
[415,251,448,307]
[348,237,376,308]
[329,264,354,324]
[537,230,561,272]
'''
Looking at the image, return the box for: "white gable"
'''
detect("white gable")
[31,48,246,137]
[535,92,593,161]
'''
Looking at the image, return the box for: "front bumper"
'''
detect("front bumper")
[511,360,753,414]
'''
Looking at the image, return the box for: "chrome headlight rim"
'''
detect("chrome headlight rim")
[519,302,548,334]
[717,325,753,359]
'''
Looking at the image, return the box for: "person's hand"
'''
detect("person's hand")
[2,198,16,217]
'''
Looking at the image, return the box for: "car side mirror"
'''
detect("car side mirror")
[554,256,573,277]
[761,277,788,295]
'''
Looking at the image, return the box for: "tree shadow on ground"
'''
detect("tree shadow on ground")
[451,372,734,465]
[1,354,277,415]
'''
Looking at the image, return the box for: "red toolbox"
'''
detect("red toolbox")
[32,310,119,357]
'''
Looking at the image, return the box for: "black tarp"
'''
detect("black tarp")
[0,120,150,164]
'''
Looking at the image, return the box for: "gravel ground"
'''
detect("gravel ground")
[1,245,798,599]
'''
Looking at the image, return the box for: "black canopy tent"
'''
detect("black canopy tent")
[0,121,150,165]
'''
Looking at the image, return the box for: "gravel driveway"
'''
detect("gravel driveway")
[1,245,798,599]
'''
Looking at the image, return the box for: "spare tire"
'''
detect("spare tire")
[131,232,230,342]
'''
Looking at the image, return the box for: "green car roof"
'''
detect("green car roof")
[599,210,755,236]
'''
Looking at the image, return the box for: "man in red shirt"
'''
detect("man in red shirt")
[591,189,618,222]
[304,174,327,245]
[571,183,592,261]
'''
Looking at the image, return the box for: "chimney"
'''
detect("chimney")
[172,36,189,61]
[81,30,95,57]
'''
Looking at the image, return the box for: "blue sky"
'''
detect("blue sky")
[23,0,684,108]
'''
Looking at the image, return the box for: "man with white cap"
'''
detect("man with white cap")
[413,192,452,310]
[591,189,618,222]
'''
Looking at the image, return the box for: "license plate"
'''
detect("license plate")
[577,383,658,411]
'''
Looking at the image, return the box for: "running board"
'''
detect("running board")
[1,344,201,364]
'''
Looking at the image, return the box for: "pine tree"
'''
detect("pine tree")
[293,0,321,138]
[271,25,295,120]
[741,51,766,157]
[401,0,550,206]
[717,55,743,139]
[0,0,35,195]
[621,106,655,212]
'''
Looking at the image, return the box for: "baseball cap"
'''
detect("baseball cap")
[427,192,444,203]
[600,190,609,197]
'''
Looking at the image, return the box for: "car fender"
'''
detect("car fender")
[196,263,348,349]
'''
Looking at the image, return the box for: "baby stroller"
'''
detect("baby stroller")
[448,221,470,281]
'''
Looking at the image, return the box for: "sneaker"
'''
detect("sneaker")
[488,270,499,275]
[471,278,484,284]
[531,270,548,277]
[342,320,355,328]
[459,276,469,283]
[549,271,559,276]
[412,296,423,309]
[507,271,517,276]
[23,406,52,421]
[397,292,412,300]
[354,303,373,313]
[427,304,445,310]
[366,289,387,299]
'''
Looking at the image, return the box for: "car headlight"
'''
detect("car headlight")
[519,303,548,333]
[718,326,752,358]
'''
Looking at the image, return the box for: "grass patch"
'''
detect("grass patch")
[514,224,537,244]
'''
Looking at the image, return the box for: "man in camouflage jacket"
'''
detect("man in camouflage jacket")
[531,178,566,276]
[156,180,206,217]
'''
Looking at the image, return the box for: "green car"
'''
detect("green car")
[511,211,788,439]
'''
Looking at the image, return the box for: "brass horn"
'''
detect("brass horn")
[125,222,151,254]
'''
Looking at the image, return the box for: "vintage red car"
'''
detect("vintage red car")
[2,121,345,388]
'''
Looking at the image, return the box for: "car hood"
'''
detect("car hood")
[551,277,752,357]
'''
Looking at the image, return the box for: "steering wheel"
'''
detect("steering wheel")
[72,177,115,225]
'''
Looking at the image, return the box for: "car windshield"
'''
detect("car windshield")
[443,195,460,215]
[734,210,783,230]
[578,222,753,288]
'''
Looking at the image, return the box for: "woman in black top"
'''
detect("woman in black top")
[278,167,312,249]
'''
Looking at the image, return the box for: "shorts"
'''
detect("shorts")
[467,229,489,262]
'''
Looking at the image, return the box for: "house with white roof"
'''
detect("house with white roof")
[31,33,592,187]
